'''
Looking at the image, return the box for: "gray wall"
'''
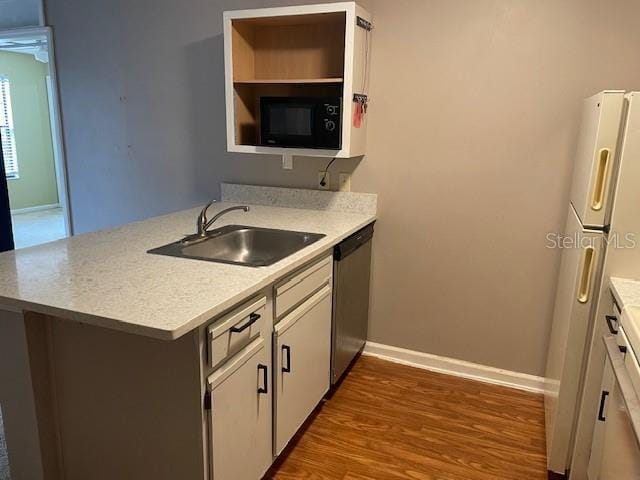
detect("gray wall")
[45,0,640,376]
[46,0,328,235]
[0,0,42,29]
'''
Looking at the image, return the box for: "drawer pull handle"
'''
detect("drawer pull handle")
[597,390,609,422]
[282,345,292,373]
[257,364,268,394]
[605,315,619,335]
[230,313,261,333]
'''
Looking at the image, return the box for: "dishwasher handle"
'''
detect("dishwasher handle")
[334,223,375,261]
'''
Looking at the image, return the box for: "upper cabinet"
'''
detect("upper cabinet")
[223,2,372,158]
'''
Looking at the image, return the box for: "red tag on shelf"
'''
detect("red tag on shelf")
[353,101,362,128]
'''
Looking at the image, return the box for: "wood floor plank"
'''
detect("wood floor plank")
[265,355,547,480]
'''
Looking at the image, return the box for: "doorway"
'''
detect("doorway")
[0,27,71,250]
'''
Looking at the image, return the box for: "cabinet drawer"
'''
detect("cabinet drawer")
[208,296,266,369]
[618,327,640,397]
[275,255,332,318]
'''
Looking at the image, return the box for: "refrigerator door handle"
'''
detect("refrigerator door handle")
[577,246,596,304]
[591,148,611,211]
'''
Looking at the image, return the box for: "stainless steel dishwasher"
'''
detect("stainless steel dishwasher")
[331,222,375,385]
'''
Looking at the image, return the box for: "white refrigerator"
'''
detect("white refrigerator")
[545,90,627,477]
[570,91,640,479]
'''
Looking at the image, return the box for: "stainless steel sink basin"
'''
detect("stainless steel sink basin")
[148,225,325,267]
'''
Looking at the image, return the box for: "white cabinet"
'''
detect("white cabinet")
[273,285,332,455]
[208,338,272,480]
[587,354,616,479]
[223,2,372,158]
[598,383,640,479]
[206,254,334,478]
[588,332,640,480]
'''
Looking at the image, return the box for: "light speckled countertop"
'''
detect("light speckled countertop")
[609,277,640,358]
[0,202,376,340]
[610,277,640,310]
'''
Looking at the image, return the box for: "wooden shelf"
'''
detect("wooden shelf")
[231,13,346,83]
[234,78,344,84]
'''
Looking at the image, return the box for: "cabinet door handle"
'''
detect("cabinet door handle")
[605,315,619,335]
[597,390,609,422]
[282,345,291,373]
[230,313,261,333]
[257,364,268,394]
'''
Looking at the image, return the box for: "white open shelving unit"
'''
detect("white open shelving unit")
[223,2,372,159]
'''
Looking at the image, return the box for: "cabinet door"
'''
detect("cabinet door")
[589,334,640,480]
[597,384,640,479]
[587,356,616,479]
[274,285,332,455]
[208,338,272,480]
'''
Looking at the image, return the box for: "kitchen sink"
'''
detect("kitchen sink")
[147,225,326,267]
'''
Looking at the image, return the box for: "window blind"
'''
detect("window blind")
[0,76,18,178]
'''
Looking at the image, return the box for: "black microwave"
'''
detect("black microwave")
[260,97,342,149]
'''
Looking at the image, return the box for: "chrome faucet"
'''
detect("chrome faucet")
[197,201,250,236]
[183,201,250,244]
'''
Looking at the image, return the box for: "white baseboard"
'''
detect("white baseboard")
[10,203,61,215]
[362,341,546,394]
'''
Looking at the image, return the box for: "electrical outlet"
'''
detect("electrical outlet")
[318,171,331,190]
[282,154,293,170]
[338,173,352,192]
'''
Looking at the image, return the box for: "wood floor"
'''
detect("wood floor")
[265,355,547,480]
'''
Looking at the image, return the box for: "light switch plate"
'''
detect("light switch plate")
[338,173,352,192]
[318,171,331,190]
